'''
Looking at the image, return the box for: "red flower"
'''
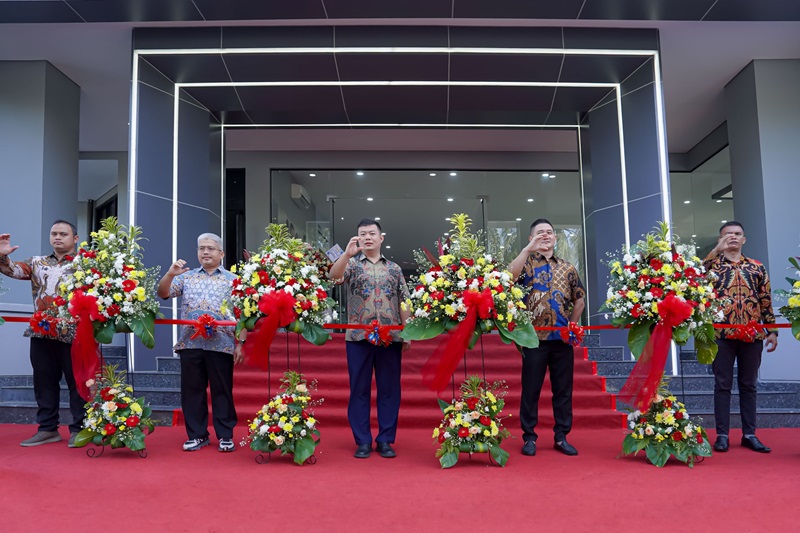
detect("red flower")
[258,271,271,285]
[430,291,445,301]
[268,426,281,434]
[301,410,309,420]
[649,258,663,271]
[121,279,137,293]
[316,288,328,300]
[100,387,115,401]
[233,307,241,319]
[438,433,445,444]
[245,287,257,296]
[64,255,74,262]
[54,296,67,307]
[674,411,684,420]
[281,396,292,404]
[115,402,128,410]
[479,416,491,426]
[122,265,134,274]
[465,397,479,410]
[461,258,474,266]
[649,287,664,299]
[651,276,665,285]
[458,427,469,438]
[232,278,242,288]
[639,417,647,425]
[631,304,644,318]
[672,431,683,441]
[507,322,516,332]
[125,416,140,427]
[697,435,704,444]
[663,399,672,408]
[106,304,121,317]
[623,265,637,272]
[104,423,116,436]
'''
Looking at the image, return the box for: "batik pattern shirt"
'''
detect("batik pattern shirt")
[0,253,75,343]
[518,253,585,341]
[703,254,777,341]
[341,253,409,343]
[169,267,237,354]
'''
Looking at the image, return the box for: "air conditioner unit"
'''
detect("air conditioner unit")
[291,183,312,209]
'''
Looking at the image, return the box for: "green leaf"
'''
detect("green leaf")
[292,436,317,465]
[792,320,800,341]
[611,315,635,328]
[467,327,482,350]
[400,319,446,341]
[628,320,654,358]
[125,427,147,451]
[489,444,509,467]
[439,450,459,469]
[130,312,156,349]
[250,439,273,453]
[789,256,800,270]
[301,322,331,346]
[645,444,669,467]
[438,398,451,413]
[672,324,690,345]
[73,429,97,448]
[0,316,5,326]
[94,320,116,345]
[496,321,539,349]
[695,335,718,364]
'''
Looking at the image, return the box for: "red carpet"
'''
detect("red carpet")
[1,423,799,532]
[175,333,626,432]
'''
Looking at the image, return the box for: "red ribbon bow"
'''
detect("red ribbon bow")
[619,294,694,410]
[244,291,298,370]
[728,320,765,343]
[423,288,496,392]
[67,291,101,400]
[367,319,393,347]
[190,314,217,340]
[29,311,59,338]
[559,321,585,346]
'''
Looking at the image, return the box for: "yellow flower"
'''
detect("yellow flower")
[457,268,466,280]
[130,403,143,414]
[294,252,303,258]
[99,250,109,260]
[444,305,456,317]
[283,423,294,432]
[661,264,674,276]
[80,241,88,248]
[113,293,123,302]
[251,272,260,286]
[789,295,800,308]
[230,264,237,273]
[432,427,440,438]
[133,286,146,301]
[74,271,85,281]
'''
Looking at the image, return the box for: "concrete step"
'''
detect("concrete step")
[0,402,175,426]
[615,390,797,412]
[687,409,800,429]
[0,385,180,407]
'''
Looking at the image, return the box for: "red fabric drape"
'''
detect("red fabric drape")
[243,291,297,370]
[68,292,101,399]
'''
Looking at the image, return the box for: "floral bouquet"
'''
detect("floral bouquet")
[229,224,336,369]
[52,217,161,398]
[401,214,538,391]
[72,364,155,453]
[776,254,800,340]
[602,222,722,362]
[242,371,321,465]
[432,376,512,468]
[622,378,711,468]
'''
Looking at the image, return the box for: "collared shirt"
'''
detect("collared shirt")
[0,253,75,343]
[703,253,777,340]
[169,267,237,354]
[341,253,409,343]
[518,253,585,341]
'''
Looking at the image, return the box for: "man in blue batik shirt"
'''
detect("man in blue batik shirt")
[158,233,241,452]
[509,219,585,457]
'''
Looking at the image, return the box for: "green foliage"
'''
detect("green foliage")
[628,320,654,358]
[400,318,446,341]
[261,223,305,255]
[447,214,485,260]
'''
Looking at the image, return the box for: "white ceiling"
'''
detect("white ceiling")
[0,20,799,154]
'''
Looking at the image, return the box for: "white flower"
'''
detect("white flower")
[259,425,269,435]
[273,436,285,446]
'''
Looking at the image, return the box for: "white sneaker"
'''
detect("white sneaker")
[182,437,209,451]
[218,438,235,452]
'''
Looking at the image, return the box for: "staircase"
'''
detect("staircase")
[584,334,800,428]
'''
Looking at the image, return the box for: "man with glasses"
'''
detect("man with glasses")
[157,233,242,452]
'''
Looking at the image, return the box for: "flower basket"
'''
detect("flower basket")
[622,380,711,468]
[401,214,538,391]
[433,376,512,468]
[777,255,800,341]
[242,371,321,465]
[601,222,722,364]
[72,364,155,457]
[229,225,336,369]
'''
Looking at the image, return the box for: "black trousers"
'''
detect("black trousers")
[179,349,237,440]
[520,340,574,443]
[346,340,402,446]
[712,338,762,436]
[30,337,86,433]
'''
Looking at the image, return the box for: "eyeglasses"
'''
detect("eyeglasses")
[198,246,220,252]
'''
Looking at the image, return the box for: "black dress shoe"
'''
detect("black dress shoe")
[713,435,729,452]
[354,444,372,459]
[376,442,396,458]
[554,440,578,456]
[741,435,771,453]
[521,441,537,456]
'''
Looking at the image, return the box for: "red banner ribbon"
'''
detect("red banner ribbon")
[422,288,496,393]
[559,321,585,346]
[725,320,766,342]
[29,311,59,338]
[67,292,101,400]
[243,291,297,370]
[366,319,393,347]
[189,314,217,340]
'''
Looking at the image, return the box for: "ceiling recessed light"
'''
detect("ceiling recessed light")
[445,218,451,221]
[444,232,449,236]
[716,200,722,203]
[549,174,556,179]
[374,217,381,221]
[309,173,316,177]
[684,200,691,204]
[692,234,697,237]
[429,172,437,177]
[721,220,727,223]
[449,172,457,176]
[507,233,513,236]
[527,198,534,202]
[542,173,549,178]
[367,197,373,201]
[385,245,391,249]
[381,232,386,236]
[516,218,522,221]
[340,217,344,220]
[447,198,454,202]
[356,171,364,176]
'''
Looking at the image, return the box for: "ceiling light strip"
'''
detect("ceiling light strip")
[126,51,141,372]
[615,84,631,250]
[172,86,180,349]
[177,80,615,88]
[135,47,656,57]
[223,123,585,129]
[652,52,672,236]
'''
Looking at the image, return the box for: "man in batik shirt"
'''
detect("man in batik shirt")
[704,221,778,454]
[509,218,585,457]
[158,233,241,453]
[0,221,86,447]
[329,218,410,459]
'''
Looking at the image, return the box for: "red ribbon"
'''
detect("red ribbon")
[366,319,393,347]
[29,312,59,338]
[67,292,101,400]
[559,321,585,346]
[422,289,496,393]
[189,314,217,340]
[243,291,297,370]
[619,294,694,410]
[725,320,765,343]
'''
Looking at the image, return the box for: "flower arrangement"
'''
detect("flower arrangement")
[53,217,161,347]
[242,371,321,465]
[72,364,155,452]
[622,379,711,468]
[229,224,336,349]
[432,375,512,468]
[776,254,800,341]
[601,222,723,364]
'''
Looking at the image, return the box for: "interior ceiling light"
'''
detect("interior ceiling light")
[721,220,727,223]
[447,198,454,202]
[309,173,316,177]
[716,200,722,203]
[367,197,373,201]
[549,175,556,179]
[356,171,364,176]
[374,217,381,220]
[449,172,457,176]
[684,200,691,204]
[527,198,534,202]
[516,218,522,221]
[429,172,437,176]
[542,173,549,178]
